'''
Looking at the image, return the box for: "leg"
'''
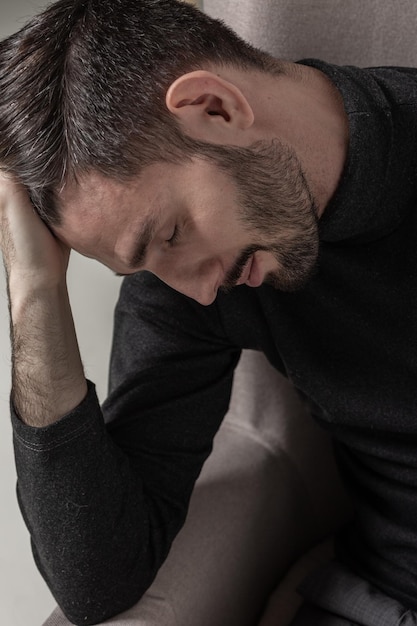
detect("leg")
[289,558,415,626]
[290,603,358,626]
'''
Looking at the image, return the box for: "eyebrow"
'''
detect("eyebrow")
[127,214,160,269]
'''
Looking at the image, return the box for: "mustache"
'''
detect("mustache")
[221,245,261,291]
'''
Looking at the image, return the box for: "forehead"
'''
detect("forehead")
[59,171,142,223]
[54,159,239,258]
[55,169,158,254]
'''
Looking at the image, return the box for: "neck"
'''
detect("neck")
[289,62,349,216]
[236,62,350,217]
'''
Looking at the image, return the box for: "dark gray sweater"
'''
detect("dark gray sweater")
[11,60,417,624]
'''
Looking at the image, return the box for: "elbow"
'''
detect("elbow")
[53,583,148,625]
[39,557,155,626]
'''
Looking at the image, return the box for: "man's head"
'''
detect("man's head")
[0,0,283,222]
[0,0,320,303]
[55,138,318,304]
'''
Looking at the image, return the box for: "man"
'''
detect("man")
[0,0,417,624]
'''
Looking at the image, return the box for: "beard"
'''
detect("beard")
[196,138,320,292]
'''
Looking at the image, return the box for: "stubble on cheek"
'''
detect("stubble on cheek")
[220,245,260,291]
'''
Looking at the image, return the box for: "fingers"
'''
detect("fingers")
[0,173,70,287]
[0,174,26,271]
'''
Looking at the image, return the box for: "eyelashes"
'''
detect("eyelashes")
[166,223,184,247]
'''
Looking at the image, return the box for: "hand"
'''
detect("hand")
[0,173,70,289]
[0,172,87,425]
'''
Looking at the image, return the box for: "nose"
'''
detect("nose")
[176,282,218,306]
[149,261,220,306]
[163,274,218,306]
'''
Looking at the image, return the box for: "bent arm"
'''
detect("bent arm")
[4,183,239,625]
[0,177,87,425]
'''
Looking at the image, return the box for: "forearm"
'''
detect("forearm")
[0,175,87,425]
[12,272,238,625]
[9,276,87,426]
[8,271,154,623]
[9,273,156,623]
[12,382,157,625]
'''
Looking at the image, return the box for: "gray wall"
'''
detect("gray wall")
[0,2,121,624]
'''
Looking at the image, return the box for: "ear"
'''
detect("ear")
[165,70,254,143]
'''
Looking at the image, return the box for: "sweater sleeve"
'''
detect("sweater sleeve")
[11,271,241,625]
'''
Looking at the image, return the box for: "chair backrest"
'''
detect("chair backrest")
[203,0,417,67]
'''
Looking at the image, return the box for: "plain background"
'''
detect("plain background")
[0,2,121,623]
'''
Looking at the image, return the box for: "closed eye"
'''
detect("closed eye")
[166,223,183,247]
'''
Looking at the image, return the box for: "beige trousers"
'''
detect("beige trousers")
[43,351,350,626]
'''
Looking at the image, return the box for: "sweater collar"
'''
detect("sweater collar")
[298,59,402,243]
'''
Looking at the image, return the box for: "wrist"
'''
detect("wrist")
[8,275,68,322]
[7,265,67,293]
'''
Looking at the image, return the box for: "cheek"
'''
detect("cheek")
[52,227,84,255]
[256,250,279,270]
[201,217,247,249]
